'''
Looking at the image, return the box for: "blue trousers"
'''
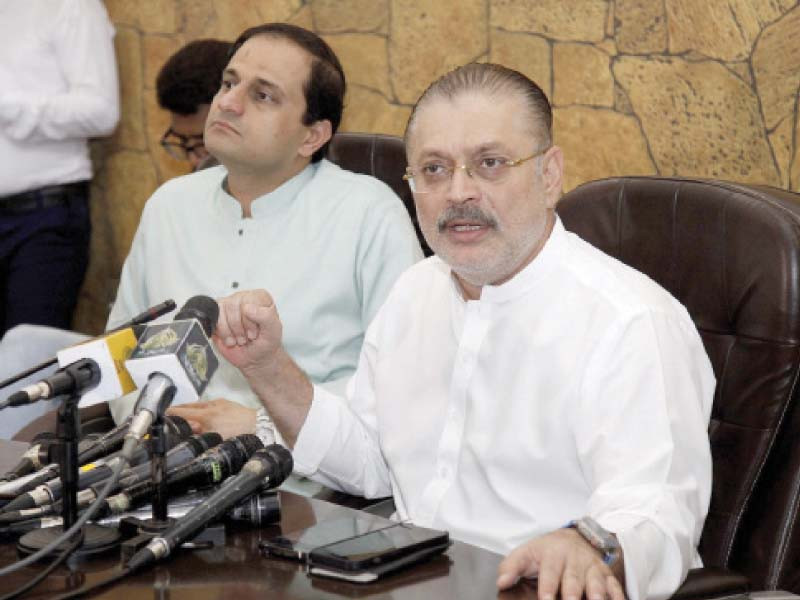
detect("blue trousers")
[0,184,90,337]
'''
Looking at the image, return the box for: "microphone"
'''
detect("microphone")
[100,434,262,517]
[0,434,59,482]
[75,432,223,511]
[126,445,292,570]
[53,327,141,407]
[0,299,176,394]
[0,416,192,504]
[0,358,100,409]
[0,428,208,514]
[125,295,220,442]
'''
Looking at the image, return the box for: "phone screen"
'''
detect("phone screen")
[311,523,449,568]
[260,514,395,559]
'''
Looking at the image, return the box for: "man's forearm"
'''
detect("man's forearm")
[242,348,313,448]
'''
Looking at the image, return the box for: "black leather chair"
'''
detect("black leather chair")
[557,176,800,597]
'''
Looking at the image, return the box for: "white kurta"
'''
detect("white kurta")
[294,218,715,600]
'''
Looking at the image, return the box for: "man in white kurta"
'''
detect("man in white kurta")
[166,63,716,600]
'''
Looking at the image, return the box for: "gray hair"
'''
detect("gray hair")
[404,62,553,152]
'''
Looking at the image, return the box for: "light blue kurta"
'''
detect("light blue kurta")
[107,159,422,423]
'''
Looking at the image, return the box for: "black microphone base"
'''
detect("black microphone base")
[17,523,121,564]
[120,519,226,562]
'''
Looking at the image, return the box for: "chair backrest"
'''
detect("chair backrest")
[556,177,800,591]
[327,132,431,256]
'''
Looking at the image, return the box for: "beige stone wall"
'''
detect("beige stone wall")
[75,0,800,333]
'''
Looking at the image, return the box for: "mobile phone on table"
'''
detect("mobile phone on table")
[307,522,451,583]
[259,513,395,561]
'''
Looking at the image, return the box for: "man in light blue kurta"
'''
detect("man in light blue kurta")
[107,159,421,426]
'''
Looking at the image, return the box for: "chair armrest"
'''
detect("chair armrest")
[670,567,749,600]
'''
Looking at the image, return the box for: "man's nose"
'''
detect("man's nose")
[446,164,480,203]
[218,87,245,114]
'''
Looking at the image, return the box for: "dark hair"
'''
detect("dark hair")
[405,62,553,151]
[229,23,346,163]
[156,39,232,115]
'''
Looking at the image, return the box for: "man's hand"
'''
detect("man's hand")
[496,528,625,600]
[167,398,257,440]
[214,289,283,377]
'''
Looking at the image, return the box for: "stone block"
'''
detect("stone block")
[490,0,607,42]
[553,43,613,107]
[752,6,800,129]
[614,56,780,186]
[390,0,487,104]
[323,34,392,97]
[112,27,147,151]
[104,150,160,264]
[666,0,787,61]
[340,86,411,137]
[104,0,177,33]
[288,4,314,29]
[769,116,794,189]
[615,0,667,53]
[792,116,800,191]
[313,0,388,33]
[554,106,656,192]
[489,30,552,99]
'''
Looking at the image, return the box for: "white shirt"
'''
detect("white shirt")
[0,0,119,195]
[294,218,715,600]
[107,160,423,423]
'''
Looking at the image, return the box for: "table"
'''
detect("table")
[0,442,537,599]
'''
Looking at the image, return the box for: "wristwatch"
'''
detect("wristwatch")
[566,517,620,567]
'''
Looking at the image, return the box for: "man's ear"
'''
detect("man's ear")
[541,146,564,209]
[298,119,333,159]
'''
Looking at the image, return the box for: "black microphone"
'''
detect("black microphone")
[126,445,292,570]
[100,434,262,517]
[76,432,223,510]
[125,296,220,443]
[0,434,59,483]
[1,428,207,514]
[0,359,100,409]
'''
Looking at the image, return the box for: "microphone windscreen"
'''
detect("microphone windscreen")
[175,296,219,338]
[262,444,293,483]
[198,432,223,450]
[164,415,193,440]
[232,434,264,458]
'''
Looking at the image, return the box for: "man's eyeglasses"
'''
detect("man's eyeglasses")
[403,148,550,193]
[160,128,207,162]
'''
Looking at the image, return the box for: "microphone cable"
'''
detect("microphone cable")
[0,436,138,577]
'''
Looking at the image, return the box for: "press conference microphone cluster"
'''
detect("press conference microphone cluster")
[124,295,220,444]
[127,445,293,571]
[0,419,200,514]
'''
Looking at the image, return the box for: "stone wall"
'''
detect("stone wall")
[74,0,800,333]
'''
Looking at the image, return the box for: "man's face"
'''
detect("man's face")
[204,35,317,176]
[406,91,563,291]
[166,104,210,170]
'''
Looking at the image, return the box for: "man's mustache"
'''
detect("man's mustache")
[437,204,498,232]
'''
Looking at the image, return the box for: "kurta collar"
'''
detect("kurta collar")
[450,216,568,305]
[215,162,317,220]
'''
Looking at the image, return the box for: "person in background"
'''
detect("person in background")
[109,24,422,469]
[214,62,714,600]
[156,39,231,171]
[0,0,119,338]
[0,37,228,439]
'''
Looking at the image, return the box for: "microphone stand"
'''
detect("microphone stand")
[17,365,121,561]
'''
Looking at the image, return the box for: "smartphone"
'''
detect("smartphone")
[259,514,396,561]
[307,523,451,583]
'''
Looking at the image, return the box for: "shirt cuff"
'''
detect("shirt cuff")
[292,384,342,477]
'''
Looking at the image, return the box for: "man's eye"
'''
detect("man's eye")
[421,163,447,177]
[255,90,274,102]
[220,79,234,90]
[480,157,507,169]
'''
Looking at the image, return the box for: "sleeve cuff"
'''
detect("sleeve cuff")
[292,384,343,477]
